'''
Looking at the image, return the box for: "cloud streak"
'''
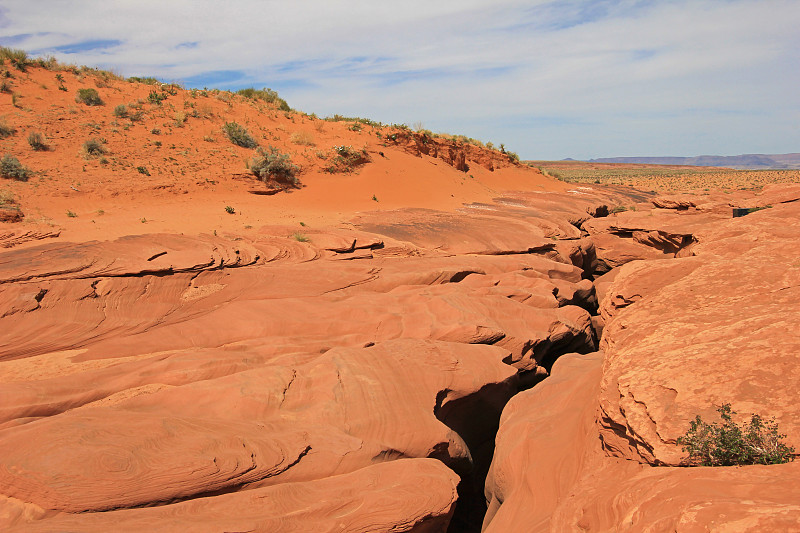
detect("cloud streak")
[1,0,797,159]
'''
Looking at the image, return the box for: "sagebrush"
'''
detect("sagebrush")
[0,154,30,181]
[325,145,370,173]
[76,88,103,106]
[249,146,299,188]
[223,122,258,148]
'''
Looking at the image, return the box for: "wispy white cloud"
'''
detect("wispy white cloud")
[1,0,798,158]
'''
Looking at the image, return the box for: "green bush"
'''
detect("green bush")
[223,122,258,148]
[113,104,128,118]
[147,90,167,105]
[678,403,795,466]
[324,145,370,173]
[83,138,107,156]
[76,88,103,106]
[0,154,30,181]
[27,131,48,151]
[249,146,299,187]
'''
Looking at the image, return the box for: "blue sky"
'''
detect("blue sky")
[1,0,798,159]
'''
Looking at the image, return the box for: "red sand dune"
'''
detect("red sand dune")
[1,63,799,532]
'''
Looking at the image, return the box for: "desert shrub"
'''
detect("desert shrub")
[292,232,309,242]
[112,104,128,118]
[0,79,11,93]
[27,131,48,151]
[76,88,103,106]
[0,47,31,71]
[225,205,235,214]
[0,119,15,139]
[0,154,30,181]
[325,115,383,127]
[324,145,370,173]
[236,87,291,112]
[249,146,299,187]
[128,76,161,85]
[677,403,795,466]
[83,138,107,156]
[147,90,168,105]
[223,122,258,148]
[136,165,150,175]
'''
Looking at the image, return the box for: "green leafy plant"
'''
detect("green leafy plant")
[147,90,168,105]
[225,205,235,214]
[292,232,309,242]
[0,154,30,181]
[27,131,48,151]
[66,210,77,218]
[136,165,150,176]
[223,121,258,148]
[677,403,795,466]
[249,146,299,188]
[76,88,103,106]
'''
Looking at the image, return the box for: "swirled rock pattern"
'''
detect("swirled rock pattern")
[0,186,633,532]
[485,185,800,532]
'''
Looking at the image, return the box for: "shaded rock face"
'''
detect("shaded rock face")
[0,187,643,532]
[484,186,800,532]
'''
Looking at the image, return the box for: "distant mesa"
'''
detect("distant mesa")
[585,153,800,170]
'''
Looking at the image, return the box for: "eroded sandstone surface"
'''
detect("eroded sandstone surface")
[484,185,800,532]
[2,182,799,532]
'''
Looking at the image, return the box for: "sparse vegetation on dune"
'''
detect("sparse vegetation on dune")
[325,145,370,173]
[249,146,300,188]
[76,88,103,106]
[82,138,107,157]
[0,119,15,139]
[0,154,31,181]
[236,87,291,112]
[223,122,258,148]
[27,131,48,151]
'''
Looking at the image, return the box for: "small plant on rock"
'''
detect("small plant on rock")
[223,121,258,148]
[249,146,299,188]
[677,403,795,466]
[76,88,103,106]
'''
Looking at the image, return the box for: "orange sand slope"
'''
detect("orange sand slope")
[1,64,557,244]
[2,62,800,533]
